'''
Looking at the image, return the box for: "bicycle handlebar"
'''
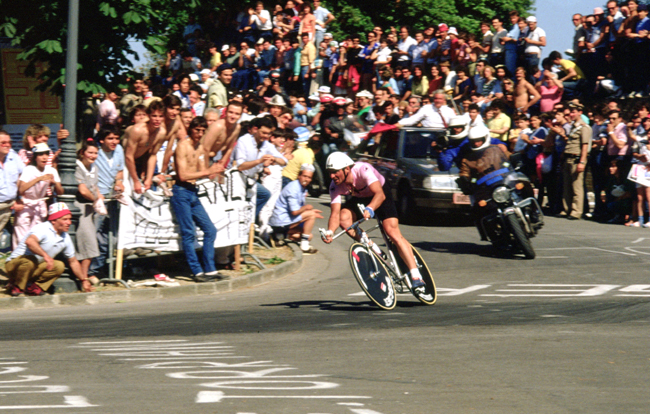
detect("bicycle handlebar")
[319,204,369,242]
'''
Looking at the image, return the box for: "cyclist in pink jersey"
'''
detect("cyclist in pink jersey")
[321,152,425,288]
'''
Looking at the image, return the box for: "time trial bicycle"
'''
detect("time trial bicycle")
[320,205,437,310]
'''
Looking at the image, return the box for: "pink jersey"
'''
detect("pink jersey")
[329,162,385,204]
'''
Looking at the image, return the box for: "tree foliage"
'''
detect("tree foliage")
[1,0,201,95]
[326,0,534,39]
[1,0,533,96]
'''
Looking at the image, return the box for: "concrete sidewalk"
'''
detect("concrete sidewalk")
[0,245,303,312]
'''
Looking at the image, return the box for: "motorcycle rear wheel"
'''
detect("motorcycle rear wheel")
[505,214,536,259]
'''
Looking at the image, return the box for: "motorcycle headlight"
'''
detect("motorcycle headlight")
[492,186,510,204]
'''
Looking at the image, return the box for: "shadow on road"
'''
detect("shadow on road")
[262,299,425,312]
[413,241,532,260]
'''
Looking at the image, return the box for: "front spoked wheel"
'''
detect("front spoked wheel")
[349,243,397,310]
[393,244,437,305]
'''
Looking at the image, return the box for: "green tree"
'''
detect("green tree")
[1,0,201,95]
[326,0,534,37]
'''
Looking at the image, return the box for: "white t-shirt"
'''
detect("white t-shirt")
[397,36,417,61]
[376,46,392,64]
[252,10,273,31]
[19,165,60,203]
[525,27,546,55]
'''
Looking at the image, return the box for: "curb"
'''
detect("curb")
[0,245,303,311]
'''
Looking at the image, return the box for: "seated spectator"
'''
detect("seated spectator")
[549,50,585,98]
[282,128,322,186]
[427,65,444,96]
[269,164,323,253]
[0,130,24,235]
[19,124,64,169]
[13,143,63,249]
[605,159,634,224]
[4,202,94,296]
[411,65,429,97]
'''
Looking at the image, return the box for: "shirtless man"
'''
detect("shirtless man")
[160,95,188,176]
[201,102,244,169]
[123,99,167,194]
[169,116,226,281]
[513,67,541,114]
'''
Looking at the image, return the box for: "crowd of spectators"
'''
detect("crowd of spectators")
[5,0,650,296]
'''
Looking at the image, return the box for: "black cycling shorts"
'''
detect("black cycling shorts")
[341,180,398,221]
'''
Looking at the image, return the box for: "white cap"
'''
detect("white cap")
[317,86,331,93]
[221,45,229,51]
[448,27,458,36]
[356,90,373,98]
[526,16,537,23]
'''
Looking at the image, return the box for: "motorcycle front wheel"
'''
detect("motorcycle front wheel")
[505,214,536,259]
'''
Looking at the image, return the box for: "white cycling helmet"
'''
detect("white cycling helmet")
[467,125,491,152]
[326,152,355,171]
[448,115,469,143]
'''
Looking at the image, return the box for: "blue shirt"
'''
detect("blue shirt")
[313,7,331,32]
[95,145,125,196]
[8,221,75,263]
[426,39,439,65]
[269,179,307,227]
[0,150,24,203]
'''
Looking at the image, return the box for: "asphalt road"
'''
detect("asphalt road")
[0,202,649,413]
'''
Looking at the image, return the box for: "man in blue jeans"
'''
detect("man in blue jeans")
[233,116,287,221]
[170,116,228,282]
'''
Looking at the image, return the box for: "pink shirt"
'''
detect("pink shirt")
[329,162,385,204]
[539,83,562,113]
[607,122,630,156]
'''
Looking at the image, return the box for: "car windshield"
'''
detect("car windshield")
[401,130,445,159]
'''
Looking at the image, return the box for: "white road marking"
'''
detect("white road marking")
[349,409,387,414]
[536,247,636,256]
[481,284,620,297]
[535,256,569,259]
[76,340,187,345]
[438,285,490,296]
[631,237,646,244]
[0,395,97,409]
[196,391,371,403]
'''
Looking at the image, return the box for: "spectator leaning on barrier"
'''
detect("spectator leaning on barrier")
[5,202,94,297]
[89,126,125,281]
[269,163,323,254]
[170,116,227,282]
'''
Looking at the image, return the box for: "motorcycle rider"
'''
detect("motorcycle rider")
[436,116,509,171]
[321,152,426,288]
[456,125,512,240]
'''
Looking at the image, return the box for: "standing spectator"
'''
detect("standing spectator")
[234,116,287,219]
[13,143,63,249]
[269,164,322,253]
[398,90,454,129]
[396,26,417,68]
[74,140,102,284]
[313,0,335,47]
[571,14,586,60]
[427,65,444,96]
[606,109,632,170]
[628,4,650,98]
[478,21,493,61]
[88,126,124,281]
[173,74,192,108]
[298,3,316,41]
[513,66,541,114]
[523,16,546,70]
[411,31,429,67]
[489,17,507,68]
[536,59,564,112]
[300,32,317,99]
[170,116,226,282]
[487,99,511,142]
[501,11,521,76]
[249,2,273,41]
[0,130,23,235]
[183,16,203,56]
[207,64,232,110]
[96,86,119,129]
[411,65,429,97]
[560,103,592,219]
[4,203,93,296]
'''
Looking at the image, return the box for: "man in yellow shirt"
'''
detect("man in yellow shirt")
[300,33,316,99]
[486,100,511,142]
[282,127,322,187]
[549,50,586,98]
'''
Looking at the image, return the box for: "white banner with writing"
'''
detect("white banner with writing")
[117,169,256,250]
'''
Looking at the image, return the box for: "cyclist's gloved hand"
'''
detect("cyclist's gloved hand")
[321,229,333,244]
[363,207,375,220]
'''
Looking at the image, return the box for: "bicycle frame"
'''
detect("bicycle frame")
[320,215,413,292]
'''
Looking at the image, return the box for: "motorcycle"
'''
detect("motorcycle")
[474,169,544,259]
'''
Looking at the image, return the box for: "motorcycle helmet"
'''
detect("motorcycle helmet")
[447,116,469,144]
[326,152,355,171]
[467,125,491,152]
